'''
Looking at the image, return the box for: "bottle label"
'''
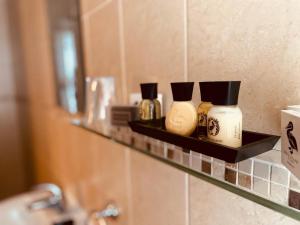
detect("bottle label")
[198,112,207,127]
[207,117,220,136]
[207,114,242,148]
[198,105,210,138]
[139,101,155,120]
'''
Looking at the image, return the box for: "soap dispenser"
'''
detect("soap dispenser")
[206,81,242,148]
[165,82,198,136]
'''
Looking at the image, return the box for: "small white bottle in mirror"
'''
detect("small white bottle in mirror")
[206,81,242,148]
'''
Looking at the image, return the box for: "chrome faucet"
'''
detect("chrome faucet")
[27,183,65,212]
[86,203,120,225]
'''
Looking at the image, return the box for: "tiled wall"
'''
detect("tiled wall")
[82,0,300,135]
[112,126,300,212]
[14,0,300,224]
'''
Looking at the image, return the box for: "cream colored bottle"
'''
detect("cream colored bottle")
[165,82,198,136]
[207,106,242,148]
[204,81,242,148]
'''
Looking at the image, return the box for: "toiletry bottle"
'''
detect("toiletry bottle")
[139,83,161,121]
[206,81,242,148]
[198,82,213,138]
[165,82,198,136]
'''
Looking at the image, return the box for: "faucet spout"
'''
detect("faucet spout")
[27,183,65,213]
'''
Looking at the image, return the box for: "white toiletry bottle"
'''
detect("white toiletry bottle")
[165,82,198,136]
[206,81,242,148]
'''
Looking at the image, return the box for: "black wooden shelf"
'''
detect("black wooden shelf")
[128,118,280,163]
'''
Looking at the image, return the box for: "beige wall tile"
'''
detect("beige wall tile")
[189,176,299,225]
[123,0,186,110]
[81,0,125,103]
[80,0,109,15]
[129,150,188,225]
[188,0,300,134]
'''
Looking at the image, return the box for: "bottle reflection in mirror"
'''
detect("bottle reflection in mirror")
[84,76,116,136]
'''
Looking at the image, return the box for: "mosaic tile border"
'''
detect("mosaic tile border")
[111,126,300,212]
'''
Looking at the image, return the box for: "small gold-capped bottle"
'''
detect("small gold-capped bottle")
[139,83,161,121]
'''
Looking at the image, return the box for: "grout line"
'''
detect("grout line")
[81,0,113,19]
[163,142,168,158]
[287,171,291,201]
[118,0,128,104]
[236,162,239,186]
[251,159,254,191]
[268,164,272,197]
[211,157,214,177]
[288,171,291,189]
[252,175,289,188]
[183,0,188,82]
[189,150,192,168]
[125,148,134,225]
[185,174,190,225]
[253,157,287,169]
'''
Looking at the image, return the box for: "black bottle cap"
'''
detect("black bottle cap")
[200,81,241,105]
[171,82,194,101]
[199,82,213,102]
[140,83,158,99]
[53,220,74,225]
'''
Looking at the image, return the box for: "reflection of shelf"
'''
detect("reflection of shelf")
[71,119,300,222]
[128,118,280,163]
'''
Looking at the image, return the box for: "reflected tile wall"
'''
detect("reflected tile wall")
[0,102,28,198]
[17,0,57,107]
[81,0,125,103]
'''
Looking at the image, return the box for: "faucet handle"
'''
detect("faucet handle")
[87,203,120,225]
[32,183,63,199]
